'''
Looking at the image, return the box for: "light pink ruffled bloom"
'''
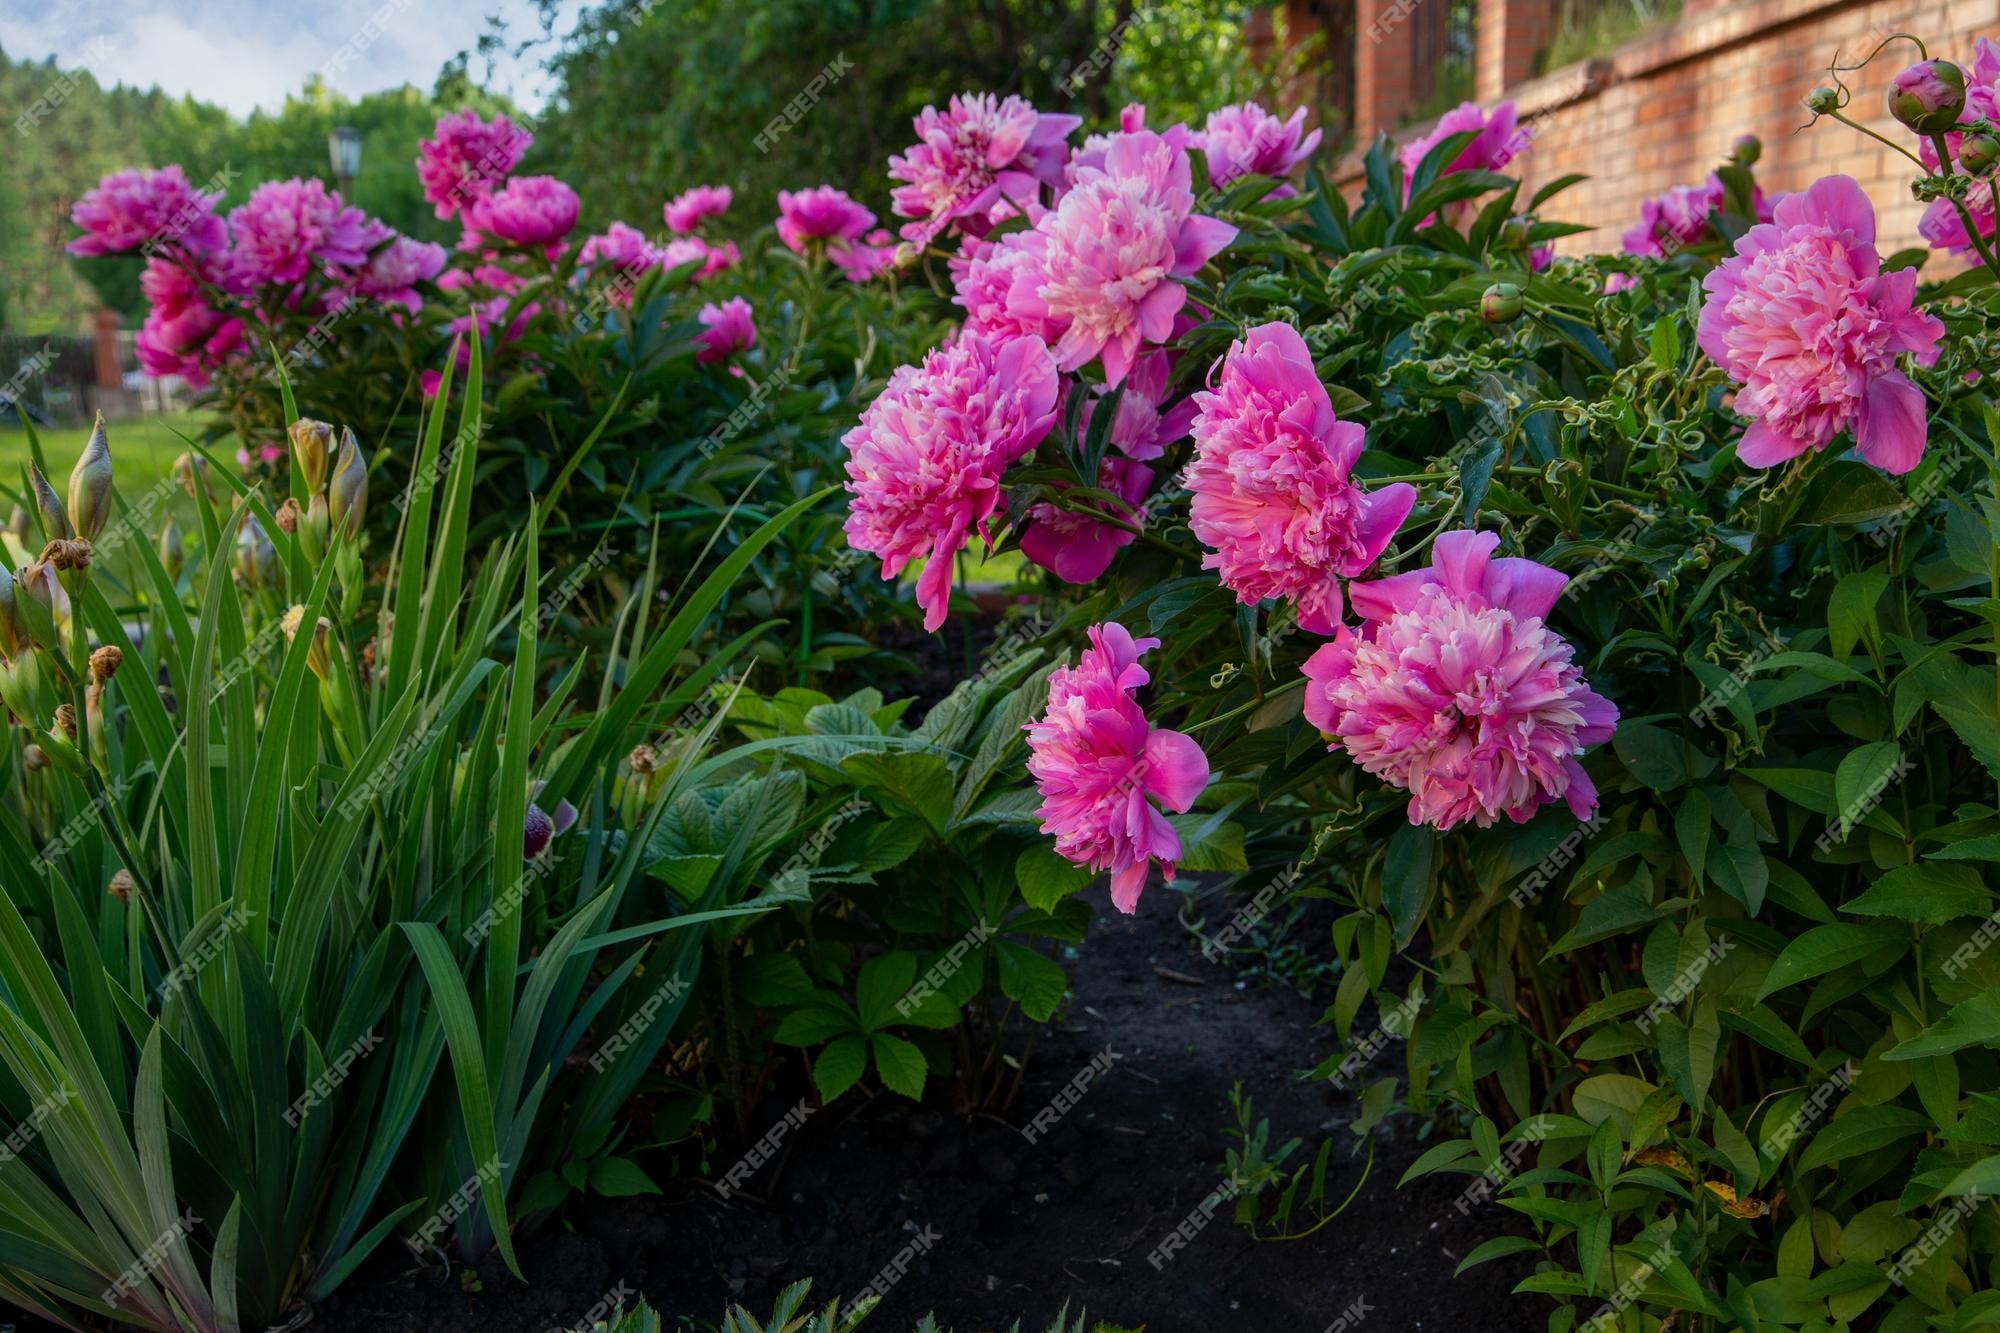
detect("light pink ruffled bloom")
[416,110,532,219]
[661,236,739,281]
[1917,37,2000,253]
[1008,129,1237,386]
[888,93,1078,240]
[68,166,228,258]
[465,175,579,251]
[1021,456,1153,584]
[226,179,371,287]
[350,234,447,312]
[1201,102,1322,193]
[776,186,877,253]
[1698,174,1944,475]
[1065,105,1199,186]
[695,297,757,363]
[664,184,733,234]
[1025,623,1209,913]
[1085,349,1196,462]
[1183,322,1415,634]
[842,332,1060,631]
[950,227,1060,342]
[1302,530,1618,830]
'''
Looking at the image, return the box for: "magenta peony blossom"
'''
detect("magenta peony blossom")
[465,175,579,252]
[664,184,733,234]
[1398,101,1529,227]
[1081,349,1196,462]
[579,221,662,272]
[1698,174,1944,475]
[1302,529,1618,830]
[776,186,877,254]
[1024,622,1209,912]
[68,166,227,258]
[695,297,757,363]
[832,229,899,283]
[134,258,243,387]
[226,179,371,287]
[842,332,1060,631]
[416,110,532,219]
[350,234,447,312]
[1623,175,1724,258]
[1182,322,1415,634]
[888,93,1079,240]
[1201,101,1322,193]
[1007,129,1237,386]
[1916,38,2000,253]
[1020,456,1154,584]
[661,236,739,281]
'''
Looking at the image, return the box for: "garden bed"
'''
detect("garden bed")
[308,887,1538,1332]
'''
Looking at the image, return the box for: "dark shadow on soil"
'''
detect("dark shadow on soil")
[292,882,1544,1333]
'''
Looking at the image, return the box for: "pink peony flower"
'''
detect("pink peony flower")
[950,228,1060,342]
[1201,101,1322,194]
[68,166,228,258]
[1024,622,1209,912]
[1066,104,1199,186]
[1916,38,2000,253]
[1182,322,1415,633]
[226,179,372,287]
[1020,456,1154,584]
[776,186,877,254]
[664,184,733,234]
[1079,349,1195,462]
[579,221,661,271]
[696,297,757,363]
[1398,101,1529,227]
[833,229,899,283]
[842,332,1060,631]
[464,175,579,251]
[1604,271,1638,294]
[135,257,243,387]
[1623,175,1725,258]
[1302,529,1618,830]
[350,234,447,312]
[1698,174,1944,474]
[888,93,1079,241]
[661,236,739,281]
[416,110,532,220]
[1007,129,1237,386]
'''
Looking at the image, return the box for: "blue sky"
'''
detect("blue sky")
[0,0,587,116]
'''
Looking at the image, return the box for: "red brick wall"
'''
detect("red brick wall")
[1339,0,2000,257]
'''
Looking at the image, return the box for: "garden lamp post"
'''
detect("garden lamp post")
[328,125,362,198]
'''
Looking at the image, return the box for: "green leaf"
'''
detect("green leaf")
[813,1036,868,1102]
[855,953,918,1033]
[1756,923,1904,1001]
[1885,992,2000,1059]
[1383,822,1439,948]
[1675,790,1711,885]
[1843,863,1990,924]
[870,1033,927,1100]
[841,751,954,836]
[1799,462,1906,526]
[589,1157,661,1197]
[996,941,1068,1022]
[1015,844,1096,915]
[1613,721,1687,791]
[1827,570,1888,662]
[1456,1235,1542,1276]
[1796,1105,1931,1171]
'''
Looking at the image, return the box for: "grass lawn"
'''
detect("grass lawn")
[0,412,212,495]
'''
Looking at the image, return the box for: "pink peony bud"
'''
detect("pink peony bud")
[1889,60,1967,135]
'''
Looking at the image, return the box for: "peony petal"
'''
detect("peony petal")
[1109,857,1150,914]
[1141,728,1210,812]
[1173,214,1239,275]
[1430,529,1500,600]
[1856,370,1928,475]
[1734,419,1813,469]
[1483,557,1568,621]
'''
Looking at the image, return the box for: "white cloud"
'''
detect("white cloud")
[0,0,585,116]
